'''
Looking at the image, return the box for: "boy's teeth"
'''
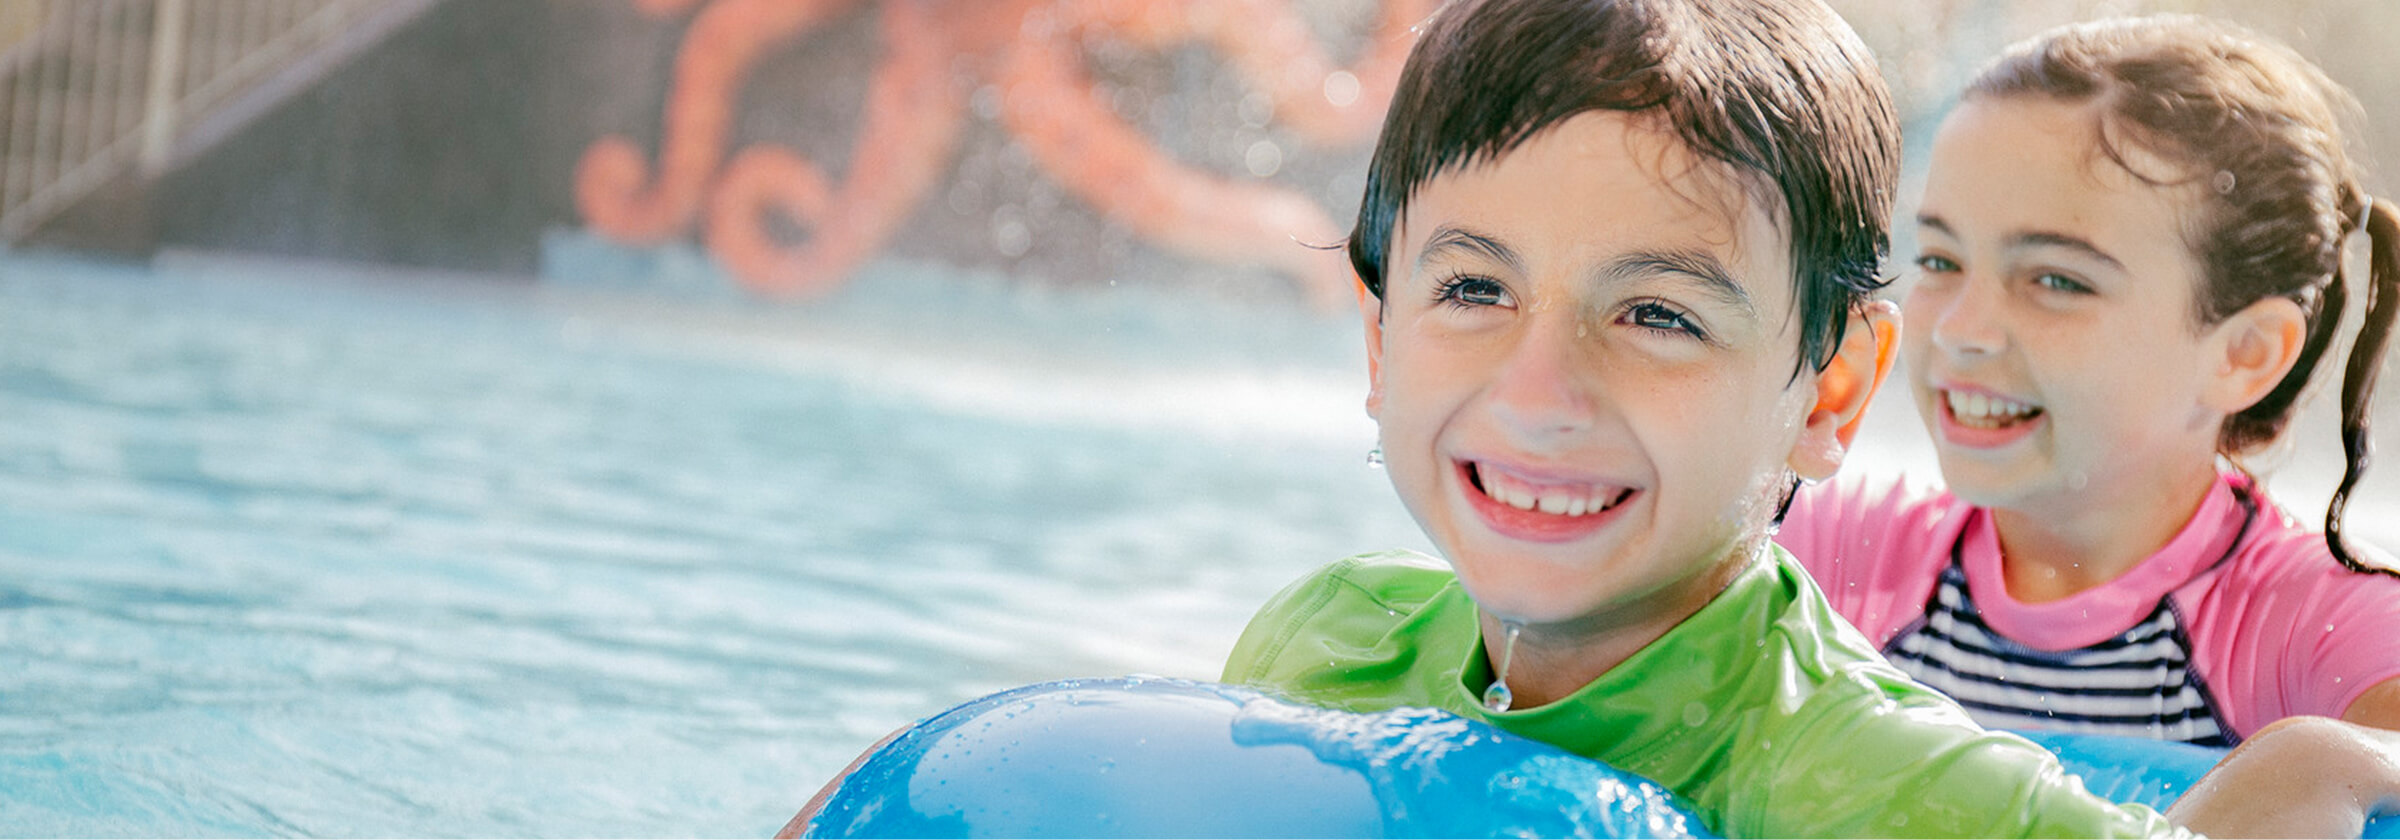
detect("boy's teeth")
[1479,466,1625,517]
[1945,390,2042,428]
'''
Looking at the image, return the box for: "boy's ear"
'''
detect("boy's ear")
[1361,277,1386,419]
[2202,295,2307,415]
[1789,300,1899,482]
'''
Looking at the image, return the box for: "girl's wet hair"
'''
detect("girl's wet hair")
[1968,15,2398,574]
[1347,0,1900,377]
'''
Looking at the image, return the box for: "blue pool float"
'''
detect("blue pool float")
[804,676,2398,838]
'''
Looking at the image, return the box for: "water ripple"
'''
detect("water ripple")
[0,255,1426,836]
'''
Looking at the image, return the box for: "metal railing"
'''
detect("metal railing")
[0,0,435,241]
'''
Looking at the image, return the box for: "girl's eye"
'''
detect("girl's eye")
[1914,254,1960,274]
[1434,274,1513,309]
[1621,300,1707,340]
[2033,272,2095,294]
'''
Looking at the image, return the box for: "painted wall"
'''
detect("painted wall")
[40,0,2396,309]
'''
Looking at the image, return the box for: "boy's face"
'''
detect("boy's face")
[1366,111,1825,633]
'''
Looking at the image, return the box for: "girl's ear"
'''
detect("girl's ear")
[1360,278,1386,419]
[1789,300,1899,482]
[2204,296,2308,415]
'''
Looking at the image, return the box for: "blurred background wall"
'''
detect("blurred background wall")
[1,0,2393,305]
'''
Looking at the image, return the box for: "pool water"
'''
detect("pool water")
[0,251,1425,836]
[5,248,2393,837]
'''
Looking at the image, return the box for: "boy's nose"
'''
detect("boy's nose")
[1926,279,2006,358]
[1485,310,1597,440]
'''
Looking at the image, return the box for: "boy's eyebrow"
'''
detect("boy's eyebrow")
[1600,250,1757,320]
[1415,226,1525,273]
[1916,213,2126,272]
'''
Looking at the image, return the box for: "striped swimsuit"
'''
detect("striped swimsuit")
[1779,470,2400,745]
[1883,487,2254,746]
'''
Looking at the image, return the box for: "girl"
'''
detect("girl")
[1781,14,2400,748]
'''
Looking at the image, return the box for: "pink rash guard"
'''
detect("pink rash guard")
[1779,470,2400,744]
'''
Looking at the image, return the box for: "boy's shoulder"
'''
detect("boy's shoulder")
[1220,550,1474,707]
[1718,551,2189,838]
[1248,550,1461,631]
[1315,548,1457,603]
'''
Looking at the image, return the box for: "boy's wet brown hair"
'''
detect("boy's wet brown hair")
[1969,15,2399,574]
[1347,0,1901,378]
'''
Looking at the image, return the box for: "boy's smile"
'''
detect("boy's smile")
[1457,458,1640,543]
[1364,111,1826,640]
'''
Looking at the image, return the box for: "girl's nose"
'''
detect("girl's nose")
[1485,311,1596,440]
[1926,278,2006,358]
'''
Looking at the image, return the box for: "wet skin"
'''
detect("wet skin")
[1907,96,2304,599]
[1362,111,1878,705]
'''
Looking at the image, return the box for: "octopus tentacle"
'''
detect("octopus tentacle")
[998,33,1355,310]
[708,0,965,298]
[1068,0,1434,148]
[574,0,864,245]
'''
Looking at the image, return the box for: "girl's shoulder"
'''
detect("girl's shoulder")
[2178,483,2400,730]
[2209,483,2400,592]
[1778,470,1976,647]
[1781,469,1972,566]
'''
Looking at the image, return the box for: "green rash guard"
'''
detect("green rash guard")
[1221,546,2192,839]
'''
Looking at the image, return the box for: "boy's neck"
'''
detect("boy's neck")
[1479,543,1761,709]
[1987,461,2220,603]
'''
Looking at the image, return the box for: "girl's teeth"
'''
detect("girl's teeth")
[1945,390,2041,428]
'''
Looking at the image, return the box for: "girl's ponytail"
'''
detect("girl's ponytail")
[2328,197,2400,576]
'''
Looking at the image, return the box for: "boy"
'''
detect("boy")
[1220,0,2197,835]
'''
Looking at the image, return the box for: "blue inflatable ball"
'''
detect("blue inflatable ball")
[2015,729,2399,839]
[803,676,1713,838]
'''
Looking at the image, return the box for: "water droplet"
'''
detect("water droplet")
[1481,680,1513,714]
[1322,71,1362,108]
[991,206,1033,257]
[1482,621,1524,712]
[1681,701,1708,727]
[1244,140,1284,178]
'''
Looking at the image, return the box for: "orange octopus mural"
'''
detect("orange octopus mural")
[574,0,1433,310]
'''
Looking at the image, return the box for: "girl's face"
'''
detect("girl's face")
[1367,111,1824,632]
[1906,97,2227,513]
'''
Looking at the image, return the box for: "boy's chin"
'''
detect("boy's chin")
[1449,540,1760,628]
[1450,565,1617,626]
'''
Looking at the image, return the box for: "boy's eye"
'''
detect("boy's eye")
[1913,254,1960,274]
[2033,272,2094,295]
[1619,299,1707,340]
[1434,274,1513,309]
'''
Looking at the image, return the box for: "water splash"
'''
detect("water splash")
[1482,621,1524,713]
